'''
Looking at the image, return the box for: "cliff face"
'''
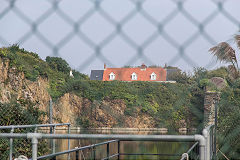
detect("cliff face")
[0,57,154,128]
[0,57,50,112]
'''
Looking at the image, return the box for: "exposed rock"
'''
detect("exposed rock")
[210,77,227,90]
[0,56,172,128]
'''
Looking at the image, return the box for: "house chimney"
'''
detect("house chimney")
[140,63,147,69]
[164,63,167,68]
[69,70,74,77]
[104,63,106,70]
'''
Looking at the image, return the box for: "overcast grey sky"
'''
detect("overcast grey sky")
[0,0,240,75]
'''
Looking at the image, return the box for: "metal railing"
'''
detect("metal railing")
[180,142,199,160]
[36,139,183,160]
[0,132,206,160]
[37,139,118,160]
[180,125,215,160]
[203,125,215,160]
[0,123,71,160]
[0,124,215,160]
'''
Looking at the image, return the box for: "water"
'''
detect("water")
[52,129,192,160]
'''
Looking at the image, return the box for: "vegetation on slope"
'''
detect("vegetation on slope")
[0,45,206,130]
[0,99,48,159]
[1,44,240,158]
[209,34,240,159]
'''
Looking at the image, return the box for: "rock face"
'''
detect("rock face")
[0,57,50,112]
[203,77,224,127]
[0,57,155,128]
[210,77,226,90]
[54,93,155,127]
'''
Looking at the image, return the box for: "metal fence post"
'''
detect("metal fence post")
[67,124,71,160]
[203,128,210,160]
[9,128,14,160]
[93,146,96,160]
[49,98,53,124]
[214,102,218,160]
[31,136,38,160]
[118,140,120,160]
[53,126,56,154]
[50,126,56,160]
[106,143,109,160]
[75,150,79,160]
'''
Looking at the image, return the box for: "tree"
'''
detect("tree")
[46,56,71,74]
[209,34,240,158]
[209,34,240,79]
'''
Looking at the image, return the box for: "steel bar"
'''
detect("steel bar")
[31,136,38,160]
[106,143,109,160]
[0,133,206,160]
[9,128,14,160]
[0,123,70,130]
[53,126,56,154]
[117,140,120,160]
[93,146,96,160]
[187,142,199,154]
[102,153,119,160]
[67,124,71,160]
[40,134,196,141]
[214,102,218,160]
[0,133,27,138]
[49,98,53,124]
[119,153,181,156]
[36,140,118,159]
[76,150,79,160]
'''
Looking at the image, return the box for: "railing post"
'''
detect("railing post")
[31,136,38,160]
[203,128,210,160]
[9,128,14,160]
[27,133,42,160]
[93,146,96,160]
[49,98,53,124]
[195,135,206,160]
[106,143,109,160]
[50,126,56,160]
[118,140,120,160]
[53,126,56,154]
[76,150,79,160]
[214,102,218,160]
[67,124,71,160]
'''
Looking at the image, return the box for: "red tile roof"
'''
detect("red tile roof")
[103,66,166,81]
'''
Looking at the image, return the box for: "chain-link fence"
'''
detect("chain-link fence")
[0,0,240,74]
[1,0,240,159]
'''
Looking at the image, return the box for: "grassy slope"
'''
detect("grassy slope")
[0,45,205,130]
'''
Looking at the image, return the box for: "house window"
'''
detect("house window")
[131,72,137,80]
[109,72,115,80]
[151,72,156,80]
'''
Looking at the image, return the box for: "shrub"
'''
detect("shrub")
[46,56,71,74]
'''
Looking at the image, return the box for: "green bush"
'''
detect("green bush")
[0,46,206,129]
[0,100,48,159]
[46,56,70,74]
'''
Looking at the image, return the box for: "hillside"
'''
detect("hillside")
[0,45,206,130]
[2,45,240,158]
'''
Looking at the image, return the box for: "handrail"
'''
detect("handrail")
[204,124,214,132]
[35,140,118,160]
[187,142,199,154]
[0,123,71,160]
[0,123,70,130]
[180,142,199,160]
[0,133,206,160]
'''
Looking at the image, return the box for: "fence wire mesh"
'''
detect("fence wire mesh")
[0,0,240,73]
[1,0,240,160]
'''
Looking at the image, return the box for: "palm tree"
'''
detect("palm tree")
[209,34,240,79]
